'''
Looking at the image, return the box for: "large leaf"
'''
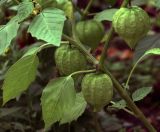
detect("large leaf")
[60,92,87,124]
[3,55,39,105]
[134,34,160,62]
[132,87,152,102]
[41,76,76,128]
[94,9,118,22]
[0,17,20,55]
[17,1,34,22]
[28,8,66,46]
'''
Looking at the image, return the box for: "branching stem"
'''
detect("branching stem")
[63,0,157,131]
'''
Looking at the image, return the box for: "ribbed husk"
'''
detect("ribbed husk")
[55,44,87,76]
[112,6,151,49]
[82,73,113,112]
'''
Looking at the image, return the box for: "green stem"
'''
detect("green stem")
[82,0,94,19]
[63,0,156,131]
[71,1,84,16]
[121,0,129,7]
[102,65,156,132]
[63,34,156,132]
[99,0,129,68]
[125,56,144,87]
[110,101,135,116]
[99,27,114,68]
[70,69,96,77]
[63,34,99,65]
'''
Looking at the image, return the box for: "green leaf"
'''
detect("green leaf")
[126,48,160,87]
[41,76,76,129]
[134,35,160,62]
[23,43,54,57]
[132,87,152,102]
[60,92,87,124]
[0,17,20,55]
[111,100,127,109]
[144,48,160,55]
[17,1,34,22]
[28,8,66,46]
[3,55,39,105]
[94,9,118,22]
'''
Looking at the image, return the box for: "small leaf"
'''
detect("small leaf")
[60,92,87,124]
[134,34,160,62]
[3,55,39,105]
[17,1,34,22]
[132,87,152,102]
[111,100,126,109]
[28,8,66,46]
[144,48,160,55]
[41,76,76,129]
[94,9,118,22]
[0,17,20,55]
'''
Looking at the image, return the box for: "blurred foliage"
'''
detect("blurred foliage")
[0,0,160,131]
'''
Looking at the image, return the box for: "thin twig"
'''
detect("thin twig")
[82,0,94,19]
[110,101,135,116]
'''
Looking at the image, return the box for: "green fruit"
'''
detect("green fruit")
[76,20,105,49]
[55,44,87,76]
[82,73,113,112]
[112,6,150,49]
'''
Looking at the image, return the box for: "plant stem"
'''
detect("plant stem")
[97,0,156,130]
[99,0,129,68]
[63,0,156,131]
[62,34,99,65]
[121,0,129,7]
[102,65,156,132]
[82,0,94,19]
[70,69,96,77]
[110,101,135,116]
[63,35,156,132]
[99,27,114,68]
[125,56,144,87]
[92,112,103,132]
[71,1,84,16]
